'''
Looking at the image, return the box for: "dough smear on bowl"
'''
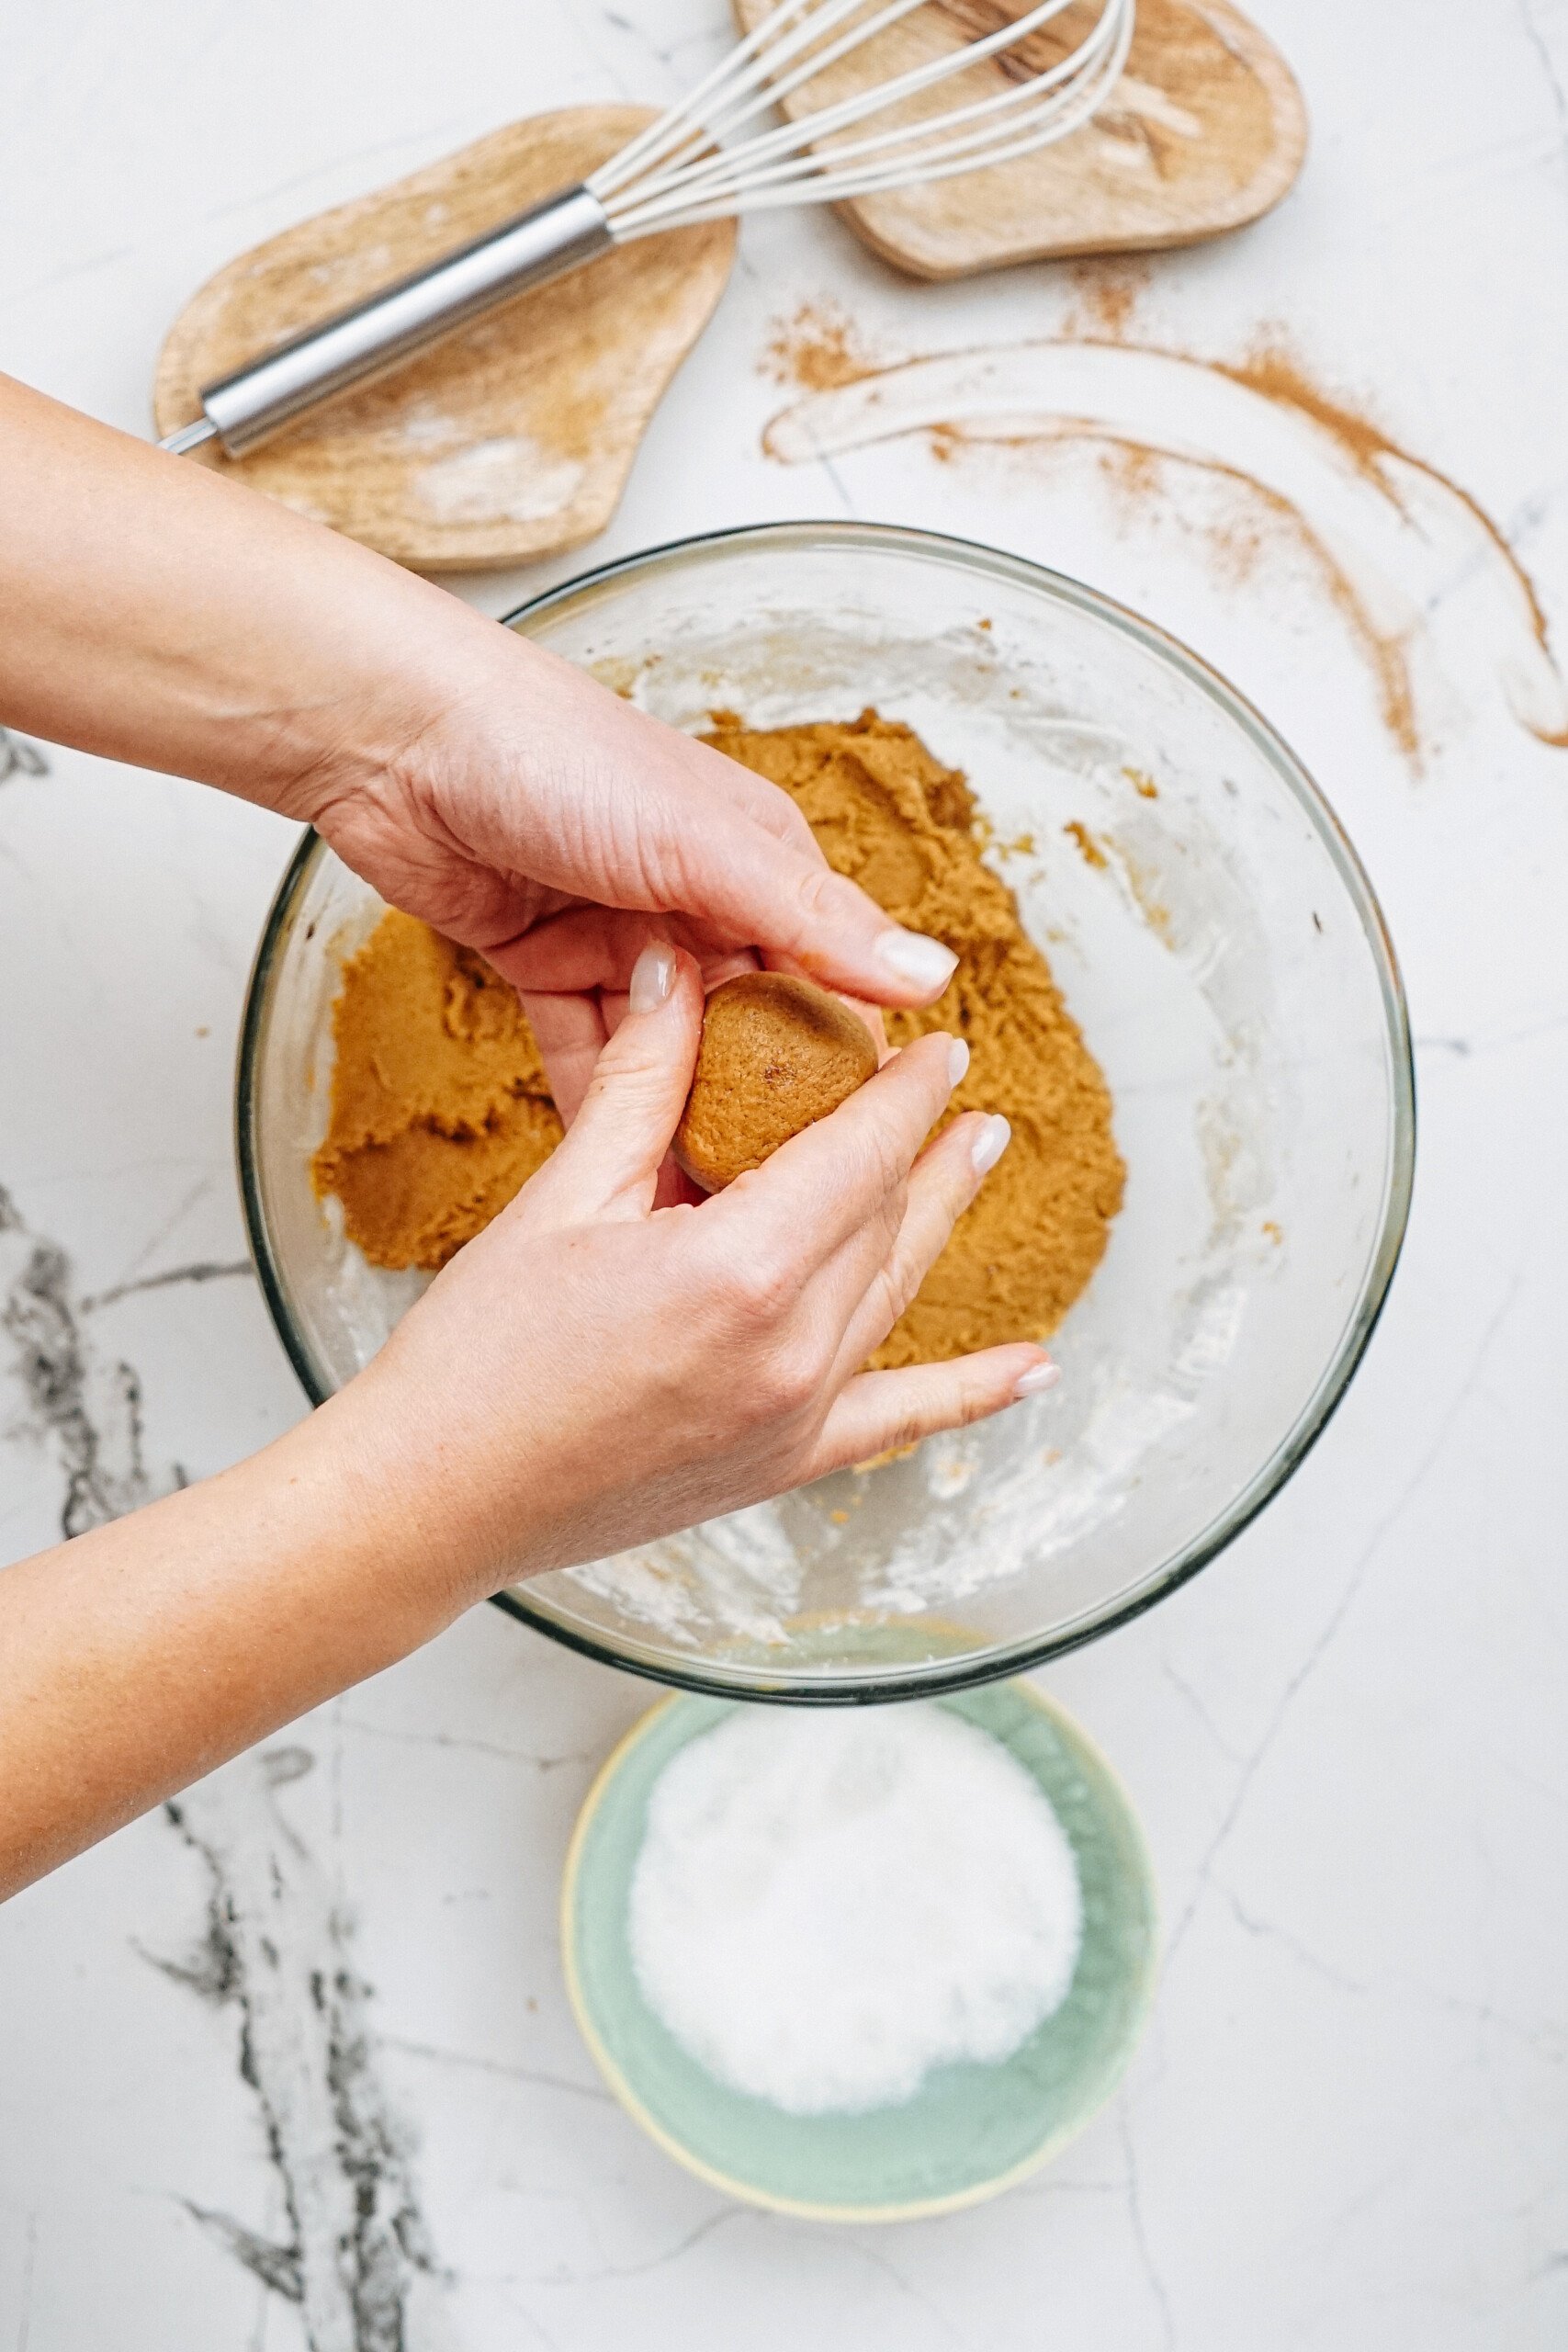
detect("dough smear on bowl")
[313,709,1124,1368]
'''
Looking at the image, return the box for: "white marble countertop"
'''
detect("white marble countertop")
[4,1,1567,2343]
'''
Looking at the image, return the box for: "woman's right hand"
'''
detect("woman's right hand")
[0,937,1056,1897]
[332,944,1055,1604]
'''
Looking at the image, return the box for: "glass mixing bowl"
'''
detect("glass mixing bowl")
[237,523,1414,1701]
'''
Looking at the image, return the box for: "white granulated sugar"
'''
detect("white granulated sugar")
[628,1705,1082,2116]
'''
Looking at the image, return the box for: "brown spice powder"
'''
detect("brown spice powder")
[762,299,892,393]
[314,712,1124,1371]
[790,314,1562,771]
[1226,334,1567,749]
[1062,255,1151,341]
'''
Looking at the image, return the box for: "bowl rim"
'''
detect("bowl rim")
[558,1679,1161,2222]
[235,517,1416,1702]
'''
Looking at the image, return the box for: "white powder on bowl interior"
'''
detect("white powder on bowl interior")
[627,1704,1082,2116]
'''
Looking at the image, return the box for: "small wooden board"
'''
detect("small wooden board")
[155,108,736,572]
[732,0,1306,277]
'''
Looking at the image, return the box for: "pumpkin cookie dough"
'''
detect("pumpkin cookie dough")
[674,970,879,1192]
[706,712,1124,1369]
[314,709,1124,1368]
[311,911,561,1271]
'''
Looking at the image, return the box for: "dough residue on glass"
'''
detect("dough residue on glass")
[313,709,1124,1367]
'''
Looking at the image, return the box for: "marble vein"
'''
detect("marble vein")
[1515,0,1568,166]
[1119,2103,1177,2352]
[1218,1878,1568,2059]
[82,1258,254,1313]
[598,6,713,85]
[336,1715,591,1771]
[830,2236,966,2346]
[93,1172,221,1298]
[159,1745,461,2352]
[1159,1654,1245,1762]
[544,2206,749,2284]
[0,1188,462,2347]
[547,0,637,103]
[0,1183,180,1538]
[379,2035,612,2103]
[197,119,483,236]
[0,729,48,784]
[12,2209,39,2352]
[6,243,139,311]
[185,2204,304,2304]
[1166,1268,1527,1967]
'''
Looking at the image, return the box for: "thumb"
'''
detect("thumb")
[532,944,703,1221]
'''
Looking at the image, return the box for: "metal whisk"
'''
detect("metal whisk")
[164,0,1134,460]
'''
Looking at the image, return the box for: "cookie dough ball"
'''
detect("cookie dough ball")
[674,972,880,1193]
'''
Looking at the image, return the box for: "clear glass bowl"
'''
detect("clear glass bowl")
[237,523,1414,1702]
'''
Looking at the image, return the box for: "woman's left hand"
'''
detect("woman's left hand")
[0,377,953,1121]
[300,628,941,1118]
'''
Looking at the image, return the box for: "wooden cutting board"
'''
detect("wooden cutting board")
[732,0,1306,277]
[154,108,736,572]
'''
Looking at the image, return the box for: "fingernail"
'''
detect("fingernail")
[1012,1359,1060,1399]
[628,942,677,1014]
[876,928,958,994]
[948,1036,970,1087]
[972,1113,1011,1175]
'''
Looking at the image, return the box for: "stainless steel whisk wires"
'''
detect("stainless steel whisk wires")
[163,0,1134,460]
[591,0,1134,230]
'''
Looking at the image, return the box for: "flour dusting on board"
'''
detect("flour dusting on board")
[412,435,586,525]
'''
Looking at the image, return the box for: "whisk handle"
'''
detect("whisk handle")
[164,184,613,460]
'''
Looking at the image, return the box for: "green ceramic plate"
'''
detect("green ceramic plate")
[561,1682,1159,2221]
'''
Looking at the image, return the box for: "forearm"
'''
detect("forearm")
[0,374,501,815]
[0,948,1035,1897]
[0,1385,476,1899]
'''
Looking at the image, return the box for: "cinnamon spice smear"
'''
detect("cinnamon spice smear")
[761,292,1568,769]
[1072,297,1427,754]
[1061,256,1150,341]
[762,298,897,392]
[1224,338,1564,694]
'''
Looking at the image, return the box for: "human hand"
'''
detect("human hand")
[0,384,942,1107]
[306,627,951,1120]
[0,384,940,1122]
[333,944,1054,1599]
[0,939,1054,1897]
